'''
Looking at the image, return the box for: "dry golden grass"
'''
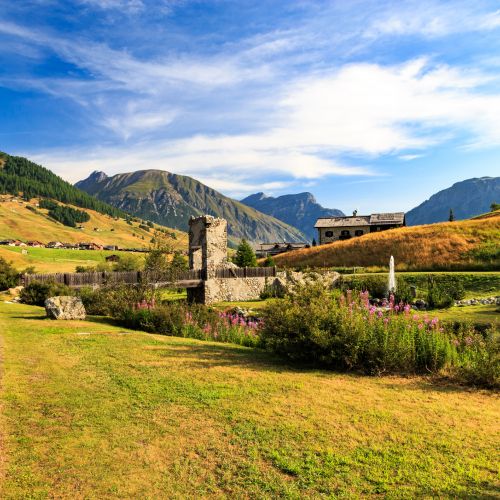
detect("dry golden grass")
[273,214,500,270]
[0,197,188,272]
[0,197,187,249]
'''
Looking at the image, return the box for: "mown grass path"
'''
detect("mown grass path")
[0,302,499,498]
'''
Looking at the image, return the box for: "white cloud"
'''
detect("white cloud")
[28,57,500,195]
[365,2,500,38]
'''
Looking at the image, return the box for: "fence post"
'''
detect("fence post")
[273,266,277,277]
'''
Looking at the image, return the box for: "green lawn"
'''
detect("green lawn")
[424,304,499,327]
[0,302,499,498]
[1,245,144,273]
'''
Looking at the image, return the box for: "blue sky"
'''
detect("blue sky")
[0,0,499,214]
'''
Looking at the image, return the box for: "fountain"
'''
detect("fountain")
[388,255,396,293]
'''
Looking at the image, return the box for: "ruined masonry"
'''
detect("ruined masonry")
[187,215,269,304]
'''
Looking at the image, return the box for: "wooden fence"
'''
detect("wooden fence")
[22,266,277,288]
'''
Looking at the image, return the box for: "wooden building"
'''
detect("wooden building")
[315,212,405,245]
[256,242,310,258]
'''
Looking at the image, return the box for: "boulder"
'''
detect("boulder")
[45,296,86,320]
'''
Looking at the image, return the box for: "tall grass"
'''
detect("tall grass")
[273,215,500,271]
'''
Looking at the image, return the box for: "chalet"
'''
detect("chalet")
[315,212,405,245]
[105,254,120,263]
[26,240,44,247]
[104,245,118,251]
[46,241,65,248]
[0,239,16,246]
[256,242,310,258]
[13,240,27,247]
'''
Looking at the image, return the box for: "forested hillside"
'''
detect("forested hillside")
[0,152,123,218]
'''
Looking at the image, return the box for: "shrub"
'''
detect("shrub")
[20,281,73,306]
[426,276,465,309]
[77,284,146,317]
[263,255,275,267]
[339,274,387,298]
[0,257,19,291]
[260,283,457,375]
[120,302,260,347]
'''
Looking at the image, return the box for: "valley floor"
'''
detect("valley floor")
[0,302,499,498]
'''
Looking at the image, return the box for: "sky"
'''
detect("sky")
[0,0,499,214]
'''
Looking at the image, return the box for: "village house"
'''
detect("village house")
[0,239,16,246]
[26,240,44,247]
[78,242,103,250]
[256,242,310,258]
[105,254,120,263]
[46,241,65,248]
[314,212,405,245]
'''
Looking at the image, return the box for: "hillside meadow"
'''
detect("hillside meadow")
[0,301,499,498]
[0,197,188,272]
[273,213,500,271]
[0,197,187,250]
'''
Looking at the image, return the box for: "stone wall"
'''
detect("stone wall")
[203,277,268,304]
[318,225,368,244]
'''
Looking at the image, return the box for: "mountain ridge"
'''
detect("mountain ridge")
[406,177,500,225]
[76,169,308,246]
[241,191,344,240]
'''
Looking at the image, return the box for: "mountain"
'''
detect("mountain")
[76,170,307,246]
[241,192,344,241]
[406,177,500,225]
[0,152,123,218]
[270,211,500,272]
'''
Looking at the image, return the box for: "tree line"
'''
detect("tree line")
[0,152,123,218]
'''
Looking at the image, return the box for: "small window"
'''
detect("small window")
[340,230,350,236]
[355,230,364,236]
[325,230,334,237]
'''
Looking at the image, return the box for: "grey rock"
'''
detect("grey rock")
[45,296,86,320]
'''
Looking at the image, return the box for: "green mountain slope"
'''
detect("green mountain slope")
[0,152,123,218]
[76,170,307,245]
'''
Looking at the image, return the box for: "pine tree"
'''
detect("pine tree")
[312,238,317,247]
[448,209,455,222]
[234,239,257,267]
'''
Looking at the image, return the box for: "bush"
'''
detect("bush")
[120,302,260,347]
[339,275,387,298]
[260,284,457,375]
[20,281,73,306]
[426,276,464,309]
[0,257,19,291]
[77,285,146,317]
[452,329,500,388]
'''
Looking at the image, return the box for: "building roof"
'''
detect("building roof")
[369,212,405,225]
[314,216,370,228]
[315,212,405,228]
[257,242,309,251]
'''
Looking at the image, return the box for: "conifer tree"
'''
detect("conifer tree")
[234,239,257,267]
[448,208,455,222]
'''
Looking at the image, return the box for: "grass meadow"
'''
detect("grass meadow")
[0,301,499,498]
